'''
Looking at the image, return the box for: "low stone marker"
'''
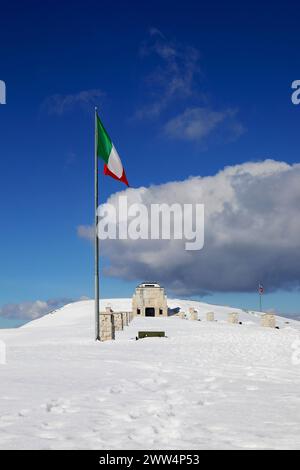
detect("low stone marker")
[228,312,239,324]
[100,308,115,341]
[189,307,198,321]
[206,312,215,322]
[179,311,186,319]
[261,313,276,328]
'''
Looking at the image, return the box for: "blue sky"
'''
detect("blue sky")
[1,0,300,324]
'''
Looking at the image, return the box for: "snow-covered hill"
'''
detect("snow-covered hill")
[0,299,300,450]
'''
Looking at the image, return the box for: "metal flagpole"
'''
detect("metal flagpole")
[258,283,263,313]
[95,107,100,341]
[259,291,262,313]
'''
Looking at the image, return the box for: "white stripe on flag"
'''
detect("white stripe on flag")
[107,145,123,178]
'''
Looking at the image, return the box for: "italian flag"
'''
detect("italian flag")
[96,114,129,186]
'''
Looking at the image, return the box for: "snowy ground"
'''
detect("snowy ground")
[1,299,300,450]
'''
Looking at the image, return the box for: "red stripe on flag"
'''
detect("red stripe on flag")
[103,164,129,187]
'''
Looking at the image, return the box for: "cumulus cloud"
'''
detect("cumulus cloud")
[77,159,300,296]
[164,107,245,142]
[42,89,105,115]
[0,298,73,320]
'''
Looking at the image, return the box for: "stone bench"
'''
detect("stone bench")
[137,331,166,339]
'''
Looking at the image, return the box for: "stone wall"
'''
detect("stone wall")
[99,307,135,341]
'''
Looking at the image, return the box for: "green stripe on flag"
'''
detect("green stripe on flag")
[97,115,112,164]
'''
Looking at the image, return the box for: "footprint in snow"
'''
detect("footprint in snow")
[109,385,123,394]
[44,399,79,414]
[18,409,30,417]
[129,411,141,420]
[41,421,64,430]
[196,400,205,406]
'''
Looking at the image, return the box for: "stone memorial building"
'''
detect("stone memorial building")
[132,282,168,317]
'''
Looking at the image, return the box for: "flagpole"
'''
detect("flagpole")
[259,292,262,313]
[258,283,263,313]
[95,107,100,341]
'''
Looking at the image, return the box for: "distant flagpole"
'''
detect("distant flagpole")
[258,283,264,313]
[259,290,262,313]
[95,107,100,341]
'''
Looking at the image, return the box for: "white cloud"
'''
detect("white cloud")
[42,89,105,115]
[135,29,244,145]
[78,159,300,295]
[164,107,245,142]
[0,298,73,320]
[135,29,201,119]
